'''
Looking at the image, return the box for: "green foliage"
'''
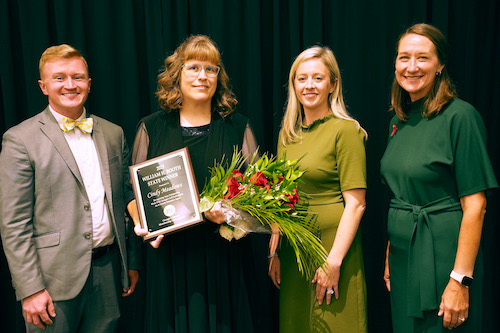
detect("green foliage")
[200,148,327,278]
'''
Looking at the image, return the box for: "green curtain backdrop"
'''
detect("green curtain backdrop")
[1,1,498,332]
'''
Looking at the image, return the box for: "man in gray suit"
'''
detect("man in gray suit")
[0,44,140,332]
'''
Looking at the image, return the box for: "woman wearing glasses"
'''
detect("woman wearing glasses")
[129,35,265,332]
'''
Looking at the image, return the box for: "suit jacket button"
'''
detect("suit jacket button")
[84,233,92,240]
[84,204,90,211]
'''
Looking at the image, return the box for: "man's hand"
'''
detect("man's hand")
[122,270,140,297]
[23,289,56,329]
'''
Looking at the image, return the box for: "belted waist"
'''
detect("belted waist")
[92,242,117,261]
[389,196,462,318]
[304,191,345,206]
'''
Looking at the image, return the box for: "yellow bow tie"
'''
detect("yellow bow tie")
[62,117,93,134]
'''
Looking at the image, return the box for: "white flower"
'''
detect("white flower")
[219,225,234,241]
[233,228,248,240]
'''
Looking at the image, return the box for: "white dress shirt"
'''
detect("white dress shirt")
[50,107,114,248]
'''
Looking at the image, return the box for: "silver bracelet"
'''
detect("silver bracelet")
[267,252,278,259]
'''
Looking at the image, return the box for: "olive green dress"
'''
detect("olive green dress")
[277,115,368,333]
[380,98,498,332]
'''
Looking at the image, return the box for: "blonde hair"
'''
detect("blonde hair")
[156,35,237,116]
[281,46,367,146]
[39,44,88,78]
[391,23,457,121]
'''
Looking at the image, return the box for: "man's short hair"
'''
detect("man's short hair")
[39,44,88,78]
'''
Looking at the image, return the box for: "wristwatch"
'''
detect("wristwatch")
[450,270,473,287]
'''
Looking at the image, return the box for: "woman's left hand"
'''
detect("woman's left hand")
[384,241,391,292]
[204,201,226,224]
[312,262,340,305]
[311,188,365,306]
[438,279,469,329]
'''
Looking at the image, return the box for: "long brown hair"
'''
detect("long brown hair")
[156,35,237,116]
[391,23,457,121]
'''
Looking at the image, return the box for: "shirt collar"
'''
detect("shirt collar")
[49,106,87,130]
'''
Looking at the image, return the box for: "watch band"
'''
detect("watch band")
[450,270,473,287]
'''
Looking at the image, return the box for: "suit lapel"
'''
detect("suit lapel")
[39,108,87,199]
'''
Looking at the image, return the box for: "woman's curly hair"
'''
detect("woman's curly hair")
[156,35,237,116]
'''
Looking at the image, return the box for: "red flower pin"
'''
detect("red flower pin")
[390,123,397,137]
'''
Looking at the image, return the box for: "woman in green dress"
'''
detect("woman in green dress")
[381,23,498,332]
[268,46,368,332]
[128,35,273,333]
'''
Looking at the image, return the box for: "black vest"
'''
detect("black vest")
[141,110,248,184]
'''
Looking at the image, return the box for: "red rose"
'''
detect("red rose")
[250,172,268,186]
[286,188,299,204]
[225,176,241,199]
[283,188,299,212]
[231,169,244,181]
[284,202,295,212]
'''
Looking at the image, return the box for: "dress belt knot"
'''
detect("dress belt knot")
[411,205,421,219]
[390,196,461,319]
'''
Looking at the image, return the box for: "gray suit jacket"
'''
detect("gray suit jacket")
[0,107,140,301]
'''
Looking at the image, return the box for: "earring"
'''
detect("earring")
[436,71,442,76]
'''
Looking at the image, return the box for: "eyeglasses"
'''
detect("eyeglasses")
[182,63,220,77]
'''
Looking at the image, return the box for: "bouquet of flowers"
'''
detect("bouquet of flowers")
[199,150,327,277]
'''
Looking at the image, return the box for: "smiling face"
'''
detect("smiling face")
[38,57,91,119]
[180,59,218,107]
[395,33,445,101]
[294,58,335,117]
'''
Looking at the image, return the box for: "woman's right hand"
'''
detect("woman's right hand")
[268,226,281,288]
[384,241,391,292]
[268,256,281,289]
[134,224,164,248]
[128,199,164,248]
